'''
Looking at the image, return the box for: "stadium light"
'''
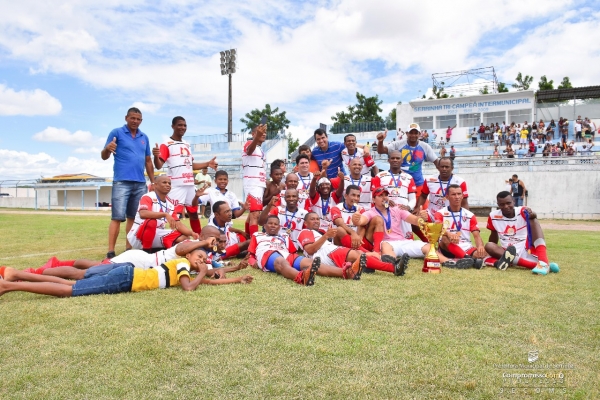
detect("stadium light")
[219,48,237,142]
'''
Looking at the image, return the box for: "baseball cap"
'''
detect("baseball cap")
[407,122,421,132]
[317,177,331,186]
[372,187,389,197]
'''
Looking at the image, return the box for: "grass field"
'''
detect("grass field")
[0,213,598,399]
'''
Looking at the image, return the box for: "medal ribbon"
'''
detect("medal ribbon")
[212,217,226,234]
[156,197,168,222]
[438,174,453,197]
[343,202,356,213]
[350,175,362,188]
[298,173,310,190]
[375,207,392,232]
[390,171,402,188]
[448,206,462,231]
[285,209,298,229]
[321,196,330,218]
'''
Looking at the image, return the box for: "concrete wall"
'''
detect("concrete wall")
[56,187,112,209]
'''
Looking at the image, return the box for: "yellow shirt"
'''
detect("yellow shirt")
[520,129,528,139]
[131,258,191,292]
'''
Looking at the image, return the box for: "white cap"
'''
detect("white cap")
[317,178,331,186]
[407,122,421,132]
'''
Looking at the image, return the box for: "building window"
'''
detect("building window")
[459,113,480,128]
[413,116,433,130]
[484,111,506,127]
[507,109,532,125]
[436,115,457,129]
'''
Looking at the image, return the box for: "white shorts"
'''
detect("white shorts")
[244,185,265,212]
[383,240,426,258]
[520,138,527,144]
[511,243,538,264]
[127,227,178,250]
[169,185,197,207]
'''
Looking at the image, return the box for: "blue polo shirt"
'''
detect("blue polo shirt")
[312,141,345,179]
[105,125,151,182]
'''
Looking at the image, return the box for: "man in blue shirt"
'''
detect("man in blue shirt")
[311,128,345,179]
[101,107,155,259]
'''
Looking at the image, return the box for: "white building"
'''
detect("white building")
[397,90,536,143]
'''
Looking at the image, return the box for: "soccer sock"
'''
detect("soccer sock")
[372,232,384,252]
[245,220,250,234]
[57,260,76,267]
[533,239,549,264]
[515,256,537,270]
[189,219,202,235]
[140,219,158,249]
[249,224,258,236]
[223,244,241,260]
[446,243,466,258]
[340,235,352,249]
[365,256,394,273]
[483,257,498,266]
[412,226,429,242]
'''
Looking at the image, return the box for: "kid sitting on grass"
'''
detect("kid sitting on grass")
[0,248,252,299]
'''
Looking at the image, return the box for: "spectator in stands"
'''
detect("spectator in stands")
[509,123,517,143]
[519,124,528,150]
[295,145,320,174]
[588,118,596,139]
[575,116,583,142]
[528,140,536,157]
[445,125,456,143]
[449,145,456,161]
[439,145,447,157]
[422,130,429,144]
[493,129,499,146]
[484,125,491,141]
[505,144,515,158]
[397,129,404,141]
[511,175,526,207]
[542,143,551,157]
[478,123,485,139]
[523,121,530,140]
[492,145,500,158]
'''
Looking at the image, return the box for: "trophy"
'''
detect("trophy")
[418,218,449,274]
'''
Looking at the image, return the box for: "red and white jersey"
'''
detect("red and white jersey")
[296,172,314,192]
[422,174,469,219]
[331,202,365,232]
[341,147,375,176]
[434,207,478,245]
[248,232,294,267]
[159,139,195,187]
[206,218,237,247]
[297,229,338,259]
[486,207,530,251]
[309,193,339,231]
[277,189,310,211]
[133,192,182,229]
[372,170,416,206]
[268,206,308,249]
[242,141,266,188]
[342,174,372,210]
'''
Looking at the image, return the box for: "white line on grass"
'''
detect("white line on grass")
[0,247,106,260]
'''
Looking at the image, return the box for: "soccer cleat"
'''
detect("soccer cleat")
[394,254,410,276]
[442,258,474,269]
[474,258,484,270]
[106,251,116,259]
[532,261,550,275]
[549,262,560,273]
[296,257,320,286]
[211,260,224,268]
[495,245,516,271]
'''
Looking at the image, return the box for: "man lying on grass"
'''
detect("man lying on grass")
[0,248,253,299]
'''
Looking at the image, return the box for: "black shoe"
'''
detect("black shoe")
[394,254,410,276]
[474,258,484,270]
[106,251,116,259]
[442,258,474,269]
[496,245,516,271]
[362,267,375,274]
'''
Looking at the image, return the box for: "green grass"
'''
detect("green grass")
[0,214,598,399]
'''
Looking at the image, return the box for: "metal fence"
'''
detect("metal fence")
[186,131,281,144]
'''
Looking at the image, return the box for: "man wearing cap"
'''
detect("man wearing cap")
[377,123,439,199]
[308,169,344,231]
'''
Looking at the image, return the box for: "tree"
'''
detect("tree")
[479,85,489,95]
[331,92,384,125]
[497,82,509,93]
[512,72,534,91]
[286,132,300,155]
[558,77,573,90]
[538,75,554,91]
[385,102,401,125]
[240,104,290,133]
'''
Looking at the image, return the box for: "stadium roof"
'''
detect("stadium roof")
[536,85,600,102]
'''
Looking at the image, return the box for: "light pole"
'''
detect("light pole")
[220,48,237,142]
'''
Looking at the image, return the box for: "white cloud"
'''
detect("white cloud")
[32,127,105,147]
[0,84,62,116]
[131,101,161,114]
[73,147,102,154]
[0,149,113,180]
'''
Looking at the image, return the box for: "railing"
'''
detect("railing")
[187,131,280,144]
[329,121,395,135]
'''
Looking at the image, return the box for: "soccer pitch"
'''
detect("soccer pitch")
[0,213,598,399]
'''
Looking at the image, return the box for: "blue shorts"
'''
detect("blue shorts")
[111,181,147,221]
[263,252,304,272]
[72,263,134,297]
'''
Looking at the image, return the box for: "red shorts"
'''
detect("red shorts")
[361,237,374,252]
[325,247,351,268]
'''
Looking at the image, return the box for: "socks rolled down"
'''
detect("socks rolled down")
[446,243,466,259]
[365,256,394,273]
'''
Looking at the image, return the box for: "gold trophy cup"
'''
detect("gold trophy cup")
[418,218,449,273]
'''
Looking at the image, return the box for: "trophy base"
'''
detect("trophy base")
[422,259,442,274]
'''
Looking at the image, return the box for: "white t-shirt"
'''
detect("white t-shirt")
[202,187,241,219]
[242,141,266,188]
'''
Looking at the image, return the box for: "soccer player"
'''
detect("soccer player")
[152,116,218,235]
[262,164,286,206]
[126,175,197,251]
[207,201,250,260]
[484,191,559,275]
[299,212,405,276]
[258,189,308,249]
[353,187,474,269]
[295,153,314,206]
[371,150,417,239]
[341,134,378,176]
[248,215,362,285]
[309,170,344,231]
[337,158,373,210]
[330,184,373,250]
[242,123,268,237]
[196,170,247,220]
[434,185,485,269]
[311,128,346,179]
[415,157,469,221]
[276,173,310,211]
[0,248,253,299]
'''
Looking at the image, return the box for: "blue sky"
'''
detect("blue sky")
[1,0,599,179]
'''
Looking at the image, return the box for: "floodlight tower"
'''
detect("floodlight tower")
[220,49,237,142]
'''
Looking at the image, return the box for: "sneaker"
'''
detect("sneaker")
[549,262,560,273]
[211,260,224,268]
[297,257,320,286]
[381,254,396,265]
[532,261,550,275]
[106,251,116,259]
[394,254,410,276]
[344,253,365,280]
[362,267,375,274]
[495,245,516,271]
[474,258,484,270]
[442,258,474,269]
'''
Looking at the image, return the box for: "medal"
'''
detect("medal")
[286,228,292,235]
[212,245,218,252]
[375,207,392,234]
[284,209,298,235]
[384,201,389,209]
